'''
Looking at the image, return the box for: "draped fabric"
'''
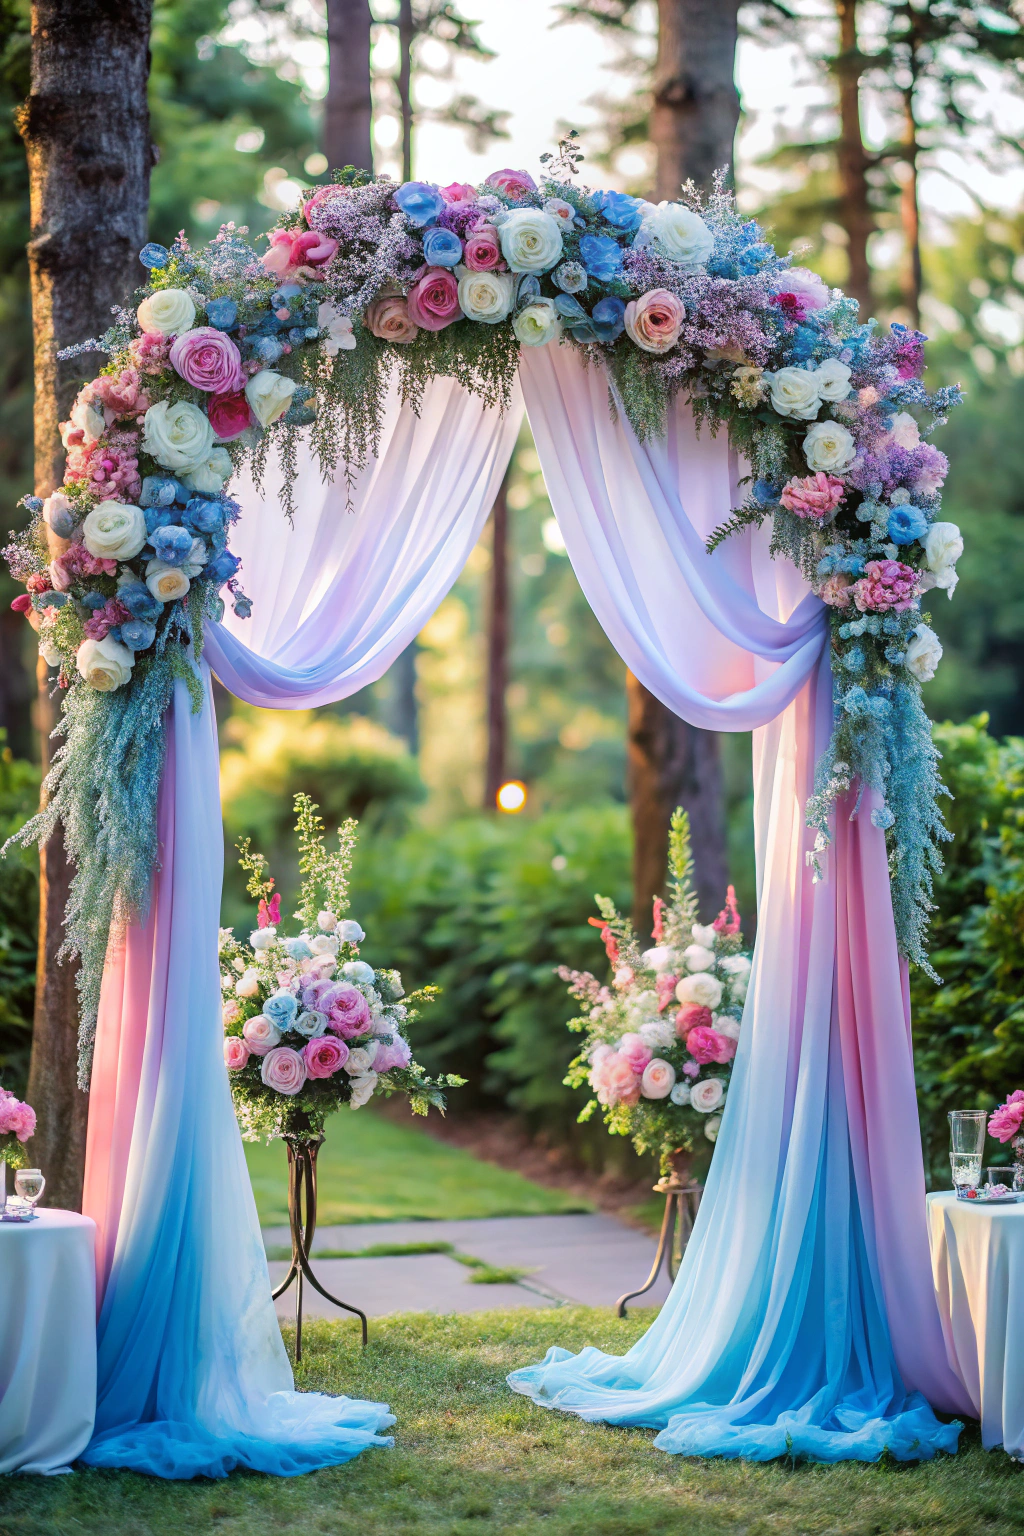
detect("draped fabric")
[82,351,965,1478]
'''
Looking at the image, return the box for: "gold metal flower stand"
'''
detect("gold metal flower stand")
[271,1129,368,1361]
[616,1167,703,1317]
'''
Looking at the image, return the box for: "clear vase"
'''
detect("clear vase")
[0,1159,6,1212]
[1013,1134,1024,1194]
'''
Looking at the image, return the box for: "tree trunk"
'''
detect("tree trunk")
[385,643,419,756]
[629,0,733,932]
[18,0,154,1210]
[324,0,373,173]
[484,473,509,809]
[651,0,740,199]
[398,0,414,182]
[898,12,922,332]
[832,0,875,317]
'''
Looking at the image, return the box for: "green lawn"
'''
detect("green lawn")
[1,1309,1018,1536]
[244,1107,593,1226]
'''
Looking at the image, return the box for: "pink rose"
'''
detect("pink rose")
[439,181,478,205]
[821,573,853,608]
[484,168,538,198]
[242,1014,281,1056]
[641,1058,676,1099]
[303,1035,349,1079]
[462,225,503,272]
[780,472,846,520]
[591,1051,642,1107]
[208,389,253,441]
[169,326,245,394]
[260,1045,308,1096]
[618,1031,652,1074]
[262,228,338,280]
[624,289,685,355]
[675,1003,713,1040]
[365,293,419,344]
[373,1034,412,1073]
[988,1089,1024,1144]
[222,999,241,1026]
[852,559,920,614]
[0,1090,35,1142]
[303,980,372,1039]
[686,1024,736,1065]
[224,1036,250,1071]
[406,267,462,332]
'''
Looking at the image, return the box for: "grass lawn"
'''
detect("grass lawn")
[244,1107,593,1226]
[1,1309,1018,1536]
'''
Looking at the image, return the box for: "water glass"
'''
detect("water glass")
[13,1168,44,1207]
[948,1110,987,1193]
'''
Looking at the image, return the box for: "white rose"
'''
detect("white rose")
[690,1077,725,1113]
[704,1114,722,1142]
[803,418,856,473]
[61,392,106,448]
[81,500,147,561]
[922,521,962,599]
[250,929,277,951]
[348,1072,378,1108]
[317,911,338,932]
[768,367,821,420]
[889,410,921,449]
[182,446,233,496]
[346,1045,378,1076]
[317,301,355,356]
[245,369,297,428]
[719,954,751,980]
[336,919,365,943]
[713,1013,741,1041]
[669,1082,692,1106]
[905,623,942,683]
[814,358,853,402]
[691,924,717,948]
[76,635,134,692]
[498,209,564,273]
[142,399,215,473]
[638,1020,675,1052]
[683,943,715,973]
[145,561,191,603]
[641,1058,677,1100]
[136,287,196,337]
[310,934,339,956]
[513,298,562,348]
[457,269,515,324]
[638,203,714,268]
[39,636,62,668]
[676,973,723,1010]
[641,945,675,973]
[235,968,261,997]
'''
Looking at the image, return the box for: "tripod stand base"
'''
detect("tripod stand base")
[615,1172,702,1318]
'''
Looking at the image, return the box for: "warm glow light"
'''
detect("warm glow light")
[496,780,527,813]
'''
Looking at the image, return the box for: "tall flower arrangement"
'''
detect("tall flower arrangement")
[561,811,751,1173]
[0,1087,36,1172]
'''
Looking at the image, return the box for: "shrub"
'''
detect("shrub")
[0,734,39,1095]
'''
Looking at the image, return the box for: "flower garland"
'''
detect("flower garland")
[561,811,751,1172]
[3,135,963,1078]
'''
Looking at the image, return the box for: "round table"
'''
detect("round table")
[0,1208,97,1474]
[927,1190,1024,1459]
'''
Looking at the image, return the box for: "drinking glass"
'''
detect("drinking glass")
[13,1168,44,1207]
[948,1111,987,1194]
[986,1167,1014,1188]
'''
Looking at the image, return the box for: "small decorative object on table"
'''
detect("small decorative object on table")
[0,1087,36,1218]
[988,1090,1024,1194]
[221,792,462,1359]
[558,808,751,1313]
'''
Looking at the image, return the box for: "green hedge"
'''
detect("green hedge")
[0,734,38,1095]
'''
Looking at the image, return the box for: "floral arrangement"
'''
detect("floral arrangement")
[220,793,460,1140]
[988,1089,1024,1192]
[560,811,750,1174]
[0,1087,36,1171]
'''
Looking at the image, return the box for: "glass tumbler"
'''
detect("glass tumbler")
[948,1110,987,1194]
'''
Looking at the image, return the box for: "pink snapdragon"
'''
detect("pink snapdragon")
[713,885,741,935]
[656,972,680,1012]
[780,472,846,520]
[988,1089,1024,1144]
[651,896,665,943]
[0,1088,35,1142]
[852,560,920,614]
[686,1024,736,1065]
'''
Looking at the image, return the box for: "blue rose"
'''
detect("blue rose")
[394,181,445,228]
[120,618,157,652]
[150,524,194,566]
[342,960,375,986]
[139,475,179,510]
[118,581,163,620]
[578,234,623,283]
[205,297,238,331]
[232,593,252,619]
[263,992,298,1028]
[144,502,183,536]
[81,591,107,611]
[422,226,463,267]
[590,296,626,344]
[139,242,169,270]
[183,497,225,536]
[204,550,241,586]
[254,336,284,365]
[753,479,780,507]
[887,504,929,545]
[283,938,313,961]
[592,189,644,233]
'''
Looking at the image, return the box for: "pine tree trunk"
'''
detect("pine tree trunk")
[628,0,735,931]
[324,0,373,173]
[18,0,154,1210]
[832,0,875,317]
[484,474,509,809]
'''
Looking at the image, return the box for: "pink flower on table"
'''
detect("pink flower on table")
[223,1036,250,1071]
[821,573,853,608]
[439,181,478,205]
[373,1034,412,1073]
[406,266,462,331]
[462,225,503,272]
[242,1015,281,1056]
[656,972,680,1013]
[780,472,846,520]
[365,293,419,344]
[83,597,132,641]
[207,389,253,441]
[675,1003,713,1040]
[988,1089,1024,1143]
[0,1089,35,1142]
[169,326,245,394]
[624,289,685,355]
[618,1031,652,1074]
[686,1024,736,1065]
[484,168,538,198]
[260,1045,308,1096]
[852,559,920,614]
[303,1035,349,1079]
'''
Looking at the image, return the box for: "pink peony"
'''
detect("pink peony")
[0,1089,35,1142]
[262,228,339,280]
[618,1031,652,1074]
[406,266,462,331]
[223,1036,250,1071]
[656,973,680,1013]
[302,979,372,1039]
[676,1003,713,1040]
[484,168,538,198]
[207,389,253,441]
[64,441,141,502]
[439,181,478,205]
[780,472,846,520]
[852,559,920,614]
[84,597,132,641]
[242,1015,281,1056]
[821,573,853,608]
[260,1045,308,1096]
[373,1034,412,1073]
[92,368,150,419]
[686,1024,736,1065]
[169,326,245,394]
[590,1049,642,1107]
[462,225,503,272]
[49,542,117,592]
[128,331,171,374]
[303,1035,349,1079]
[988,1089,1024,1144]
[365,293,419,344]
[624,289,685,355]
[772,266,829,322]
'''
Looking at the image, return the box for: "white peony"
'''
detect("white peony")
[904,623,942,683]
[76,635,134,692]
[183,446,233,496]
[346,1044,378,1076]
[676,972,723,1011]
[498,209,563,273]
[690,1077,725,1113]
[803,418,856,474]
[641,1059,677,1100]
[921,521,962,599]
[682,943,715,973]
[245,369,296,428]
[317,301,355,356]
[889,410,921,449]
[814,358,853,401]
[641,945,675,973]
[317,910,338,932]
[713,1013,741,1041]
[81,501,147,561]
[145,560,190,603]
[513,298,562,348]
[767,367,821,420]
[704,1115,722,1143]
[142,398,215,473]
[348,1072,378,1108]
[691,923,717,948]
[235,968,261,997]
[136,287,196,337]
[309,934,339,956]
[250,928,277,951]
[719,954,751,980]
[637,203,714,268]
[457,269,515,324]
[639,1020,676,1052]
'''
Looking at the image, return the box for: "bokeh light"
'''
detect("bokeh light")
[496,780,527,813]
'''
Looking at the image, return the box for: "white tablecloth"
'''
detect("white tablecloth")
[928,1190,1024,1458]
[0,1208,97,1474]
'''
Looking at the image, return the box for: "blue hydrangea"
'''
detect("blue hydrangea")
[842,646,866,674]
[118,581,163,621]
[887,503,929,545]
[422,226,463,267]
[204,550,241,586]
[592,189,644,233]
[183,497,225,536]
[120,618,157,652]
[578,234,623,283]
[150,524,193,565]
[205,297,237,331]
[254,336,284,365]
[283,938,313,961]
[394,180,445,227]
[144,503,183,536]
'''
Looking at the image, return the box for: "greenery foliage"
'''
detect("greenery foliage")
[0,731,38,1097]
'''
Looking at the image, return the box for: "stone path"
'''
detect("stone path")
[264,1212,673,1321]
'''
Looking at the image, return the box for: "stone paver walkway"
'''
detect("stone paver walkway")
[264,1212,673,1322]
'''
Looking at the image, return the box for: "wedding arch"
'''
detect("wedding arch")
[6,147,972,1476]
